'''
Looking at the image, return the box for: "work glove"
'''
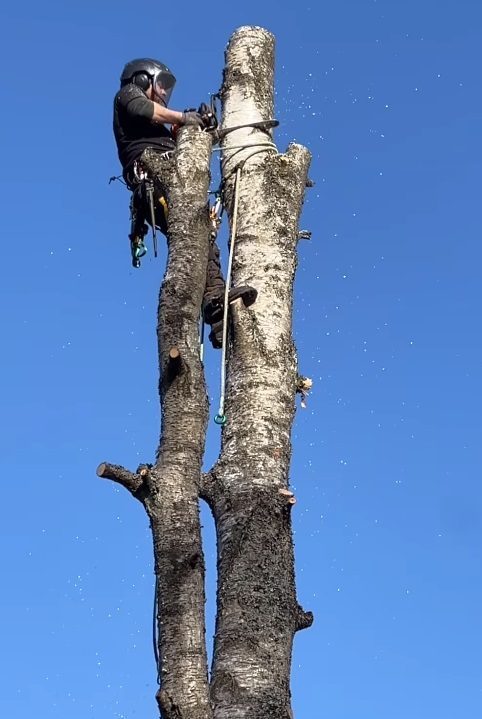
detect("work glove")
[181,110,204,127]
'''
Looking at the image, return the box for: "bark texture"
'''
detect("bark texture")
[99,128,213,719]
[205,27,313,719]
[98,25,312,719]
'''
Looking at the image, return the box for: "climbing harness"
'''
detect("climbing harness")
[129,160,168,266]
[212,120,278,425]
[110,153,172,268]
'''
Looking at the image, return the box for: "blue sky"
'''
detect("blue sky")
[1,1,481,717]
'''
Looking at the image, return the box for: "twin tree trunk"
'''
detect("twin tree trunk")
[97,27,312,719]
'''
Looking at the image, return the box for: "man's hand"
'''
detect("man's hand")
[181,110,204,127]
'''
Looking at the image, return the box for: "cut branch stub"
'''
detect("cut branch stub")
[278,487,297,505]
[168,346,181,364]
[278,488,294,497]
[165,346,183,384]
[96,462,144,498]
[295,606,314,632]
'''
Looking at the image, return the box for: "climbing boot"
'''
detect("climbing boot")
[203,285,258,325]
[208,320,223,349]
[228,285,257,309]
[206,286,258,349]
[202,295,223,325]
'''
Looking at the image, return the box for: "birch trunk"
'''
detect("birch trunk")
[202,26,313,719]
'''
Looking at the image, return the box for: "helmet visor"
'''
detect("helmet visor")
[153,70,176,106]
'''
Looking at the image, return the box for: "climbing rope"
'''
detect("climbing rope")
[212,123,278,425]
[214,165,241,425]
[215,118,279,142]
[199,317,206,362]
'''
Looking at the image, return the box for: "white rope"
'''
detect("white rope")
[215,166,241,424]
[199,318,205,362]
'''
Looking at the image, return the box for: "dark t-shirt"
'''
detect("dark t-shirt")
[113,84,175,171]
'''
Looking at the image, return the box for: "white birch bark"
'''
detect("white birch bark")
[203,26,313,719]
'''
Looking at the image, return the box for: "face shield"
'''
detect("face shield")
[152,70,176,107]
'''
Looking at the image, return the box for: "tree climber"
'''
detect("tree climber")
[113,58,257,348]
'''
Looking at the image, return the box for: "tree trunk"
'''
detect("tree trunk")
[98,25,312,719]
[99,127,214,719]
[202,27,312,719]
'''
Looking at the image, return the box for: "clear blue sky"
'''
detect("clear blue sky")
[1,1,481,717]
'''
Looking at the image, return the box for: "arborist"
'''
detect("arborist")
[113,58,257,348]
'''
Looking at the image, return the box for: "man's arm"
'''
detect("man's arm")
[151,102,184,125]
[152,102,204,127]
[118,84,202,127]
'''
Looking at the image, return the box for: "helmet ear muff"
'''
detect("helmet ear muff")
[132,72,151,91]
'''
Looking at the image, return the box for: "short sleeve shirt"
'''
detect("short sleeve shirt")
[113,84,175,170]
